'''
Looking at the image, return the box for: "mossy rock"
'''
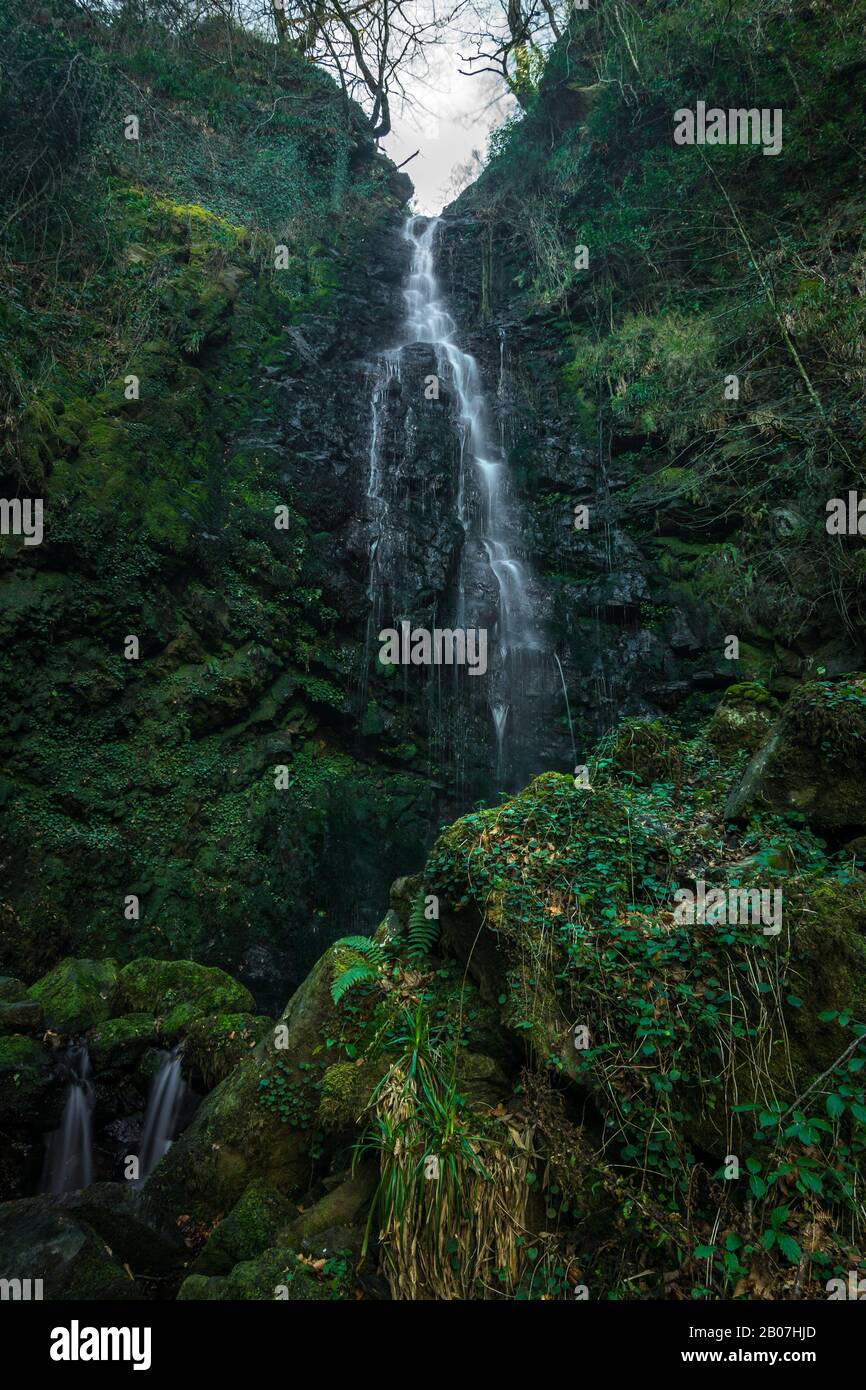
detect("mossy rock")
[112,958,255,1020]
[141,946,342,1231]
[318,1060,373,1131]
[0,998,44,1033]
[183,1012,273,1089]
[455,1051,512,1108]
[783,876,866,1085]
[0,1035,61,1126]
[607,717,684,784]
[284,1165,376,1244]
[189,1179,297,1277]
[86,1014,158,1072]
[57,1183,186,1278]
[177,1249,327,1301]
[0,977,28,1003]
[28,958,119,1034]
[0,1198,143,1300]
[725,676,866,831]
[707,683,781,755]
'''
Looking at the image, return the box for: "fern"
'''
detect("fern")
[331,962,377,1004]
[330,936,386,1004]
[407,893,439,962]
[334,935,386,966]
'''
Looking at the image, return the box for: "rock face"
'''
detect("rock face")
[725,676,866,832]
[434,213,730,753]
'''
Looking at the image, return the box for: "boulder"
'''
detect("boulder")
[0,998,43,1033]
[177,1248,327,1301]
[56,1183,185,1278]
[0,1035,61,1126]
[111,958,255,1021]
[0,1197,142,1299]
[724,676,866,831]
[182,1012,272,1089]
[86,1014,158,1072]
[707,682,780,755]
[28,958,119,1034]
[141,946,343,1231]
[188,1179,296,1276]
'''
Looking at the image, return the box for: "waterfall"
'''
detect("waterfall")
[361,214,548,794]
[41,1044,94,1195]
[553,653,578,768]
[137,1049,186,1183]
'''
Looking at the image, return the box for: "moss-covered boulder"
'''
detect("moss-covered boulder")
[112,959,255,1024]
[707,682,780,755]
[607,716,686,785]
[188,1180,296,1277]
[0,1035,61,1126]
[28,958,119,1034]
[141,946,343,1232]
[725,677,866,831]
[0,1198,143,1299]
[0,998,43,1033]
[283,1166,375,1245]
[57,1183,186,1278]
[318,1060,373,1132]
[177,1249,327,1301]
[86,1014,158,1072]
[183,1012,272,1089]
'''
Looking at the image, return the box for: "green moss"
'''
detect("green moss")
[607,716,685,784]
[28,958,119,1033]
[189,1180,296,1277]
[0,1035,57,1124]
[87,1014,158,1071]
[318,1061,372,1131]
[113,959,255,1019]
[183,1012,272,1088]
[178,1250,326,1301]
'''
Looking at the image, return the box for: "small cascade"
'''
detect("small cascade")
[491,701,510,782]
[41,1044,94,1196]
[137,1049,186,1183]
[553,653,577,768]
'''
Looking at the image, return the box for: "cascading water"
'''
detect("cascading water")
[361,214,550,795]
[137,1049,186,1183]
[41,1044,94,1195]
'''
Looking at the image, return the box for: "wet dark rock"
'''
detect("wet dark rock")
[0,1197,144,1299]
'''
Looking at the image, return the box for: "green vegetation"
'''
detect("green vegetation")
[462,0,866,670]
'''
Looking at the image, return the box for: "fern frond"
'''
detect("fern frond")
[333,935,386,966]
[331,962,378,1004]
[407,893,439,962]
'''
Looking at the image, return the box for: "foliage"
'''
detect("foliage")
[330,937,387,1003]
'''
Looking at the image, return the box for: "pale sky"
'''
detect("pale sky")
[380,40,511,213]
